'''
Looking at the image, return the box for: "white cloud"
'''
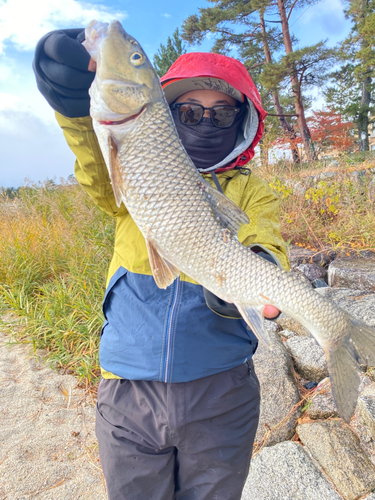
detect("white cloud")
[161,13,172,18]
[0,92,20,110]
[0,0,128,53]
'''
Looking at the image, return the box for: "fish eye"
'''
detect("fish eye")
[130,52,144,66]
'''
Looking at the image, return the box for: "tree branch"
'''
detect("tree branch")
[287,0,299,21]
[267,113,299,117]
[248,62,266,69]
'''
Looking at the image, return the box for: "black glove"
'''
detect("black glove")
[33,29,95,118]
[204,250,281,320]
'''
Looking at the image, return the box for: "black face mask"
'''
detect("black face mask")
[171,105,246,171]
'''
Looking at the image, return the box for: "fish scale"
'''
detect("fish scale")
[84,19,375,424]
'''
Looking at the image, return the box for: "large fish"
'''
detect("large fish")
[83,20,375,423]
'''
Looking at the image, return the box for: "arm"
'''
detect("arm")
[55,112,127,217]
[33,29,126,217]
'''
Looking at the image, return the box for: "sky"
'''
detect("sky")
[0,0,352,188]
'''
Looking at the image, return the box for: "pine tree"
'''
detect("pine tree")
[153,29,187,78]
[334,0,375,151]
[181,0,334,163]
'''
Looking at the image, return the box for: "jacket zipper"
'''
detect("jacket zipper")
[164,277,180,383]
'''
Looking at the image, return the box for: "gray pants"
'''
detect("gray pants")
[96,360,260,500]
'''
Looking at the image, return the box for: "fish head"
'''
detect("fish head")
[84,20,163,122]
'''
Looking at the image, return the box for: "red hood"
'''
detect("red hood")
[160,52,267,172]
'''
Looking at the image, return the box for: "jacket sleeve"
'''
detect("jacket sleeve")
[55,111,127,217]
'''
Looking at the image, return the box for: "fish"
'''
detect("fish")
[83,19,375,423]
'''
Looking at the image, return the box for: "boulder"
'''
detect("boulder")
[316,287,375,328]
[276,313,311,337]
[241,441,342,500]
[253,329,300,446]
[306,375,372,421]
[297,420,375,500]
[306,378,338,420]
[356,383,375,441]
[363,493,375,500]
[295,263,327,282]
[288,245,336,268]
[278,329,296,340]
[328,258,375,292]
[286,336,328,382]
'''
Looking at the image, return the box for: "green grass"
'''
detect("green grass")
[0,179,115,387]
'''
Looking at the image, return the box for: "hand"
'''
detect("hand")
[263,305,280,319]
[33,28,95,117]
[88,58,97,72]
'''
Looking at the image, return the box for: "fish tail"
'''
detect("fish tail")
[327,317,375,423]
[348,317,375,367]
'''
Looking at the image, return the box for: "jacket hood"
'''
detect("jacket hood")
[160,52,267,173]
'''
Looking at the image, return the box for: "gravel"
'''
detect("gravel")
[0,327,107,500]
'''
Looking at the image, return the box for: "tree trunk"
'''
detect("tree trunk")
[277,0,317,161]
[358,75,371,152]
[260,14,300,163]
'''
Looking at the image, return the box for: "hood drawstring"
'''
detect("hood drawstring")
[211,172,223,193]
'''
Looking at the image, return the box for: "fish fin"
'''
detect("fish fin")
[200,179,249,235]
[235,304,273,349]
[346,317,375,366]
[145,239,180,289]
[108,136,123,207]
[326,340,361,423]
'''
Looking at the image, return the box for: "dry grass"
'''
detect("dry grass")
[257,157,375,253]
[0,159,374,388]
[0,179,115,386]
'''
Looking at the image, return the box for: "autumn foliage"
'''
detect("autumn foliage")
[274,108,355,158]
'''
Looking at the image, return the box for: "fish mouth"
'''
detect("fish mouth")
[98,106,146,125]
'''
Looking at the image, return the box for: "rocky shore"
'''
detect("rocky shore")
[242,245,375,500]
[1,244,375,499]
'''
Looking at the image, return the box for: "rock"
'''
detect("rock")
[306,375,373,421]
[356,383,375,440]
[241,441,342,500]
[363,493,375,500]
[286,336,328,382]
[288,245,336,268]
[316,171,337,180]
[276,313,311,337]
[278,329,296,339]
[312,278,329,288]
[349,169,367,181]
[295,263,327,282]
[297,420,375,500]
[253,329,300,446]
[359,374,373,393]
[349,378,375,462]
[306,378,338,419]
[315,287,375,328]
[328,258,375,292]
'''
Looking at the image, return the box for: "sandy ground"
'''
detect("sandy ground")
[0,326,107,500]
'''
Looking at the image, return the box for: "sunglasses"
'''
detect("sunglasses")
[170,102,241,129]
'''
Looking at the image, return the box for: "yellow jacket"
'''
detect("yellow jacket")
[56,111,290,286]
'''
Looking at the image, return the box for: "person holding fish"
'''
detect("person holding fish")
[33,23,291,500]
